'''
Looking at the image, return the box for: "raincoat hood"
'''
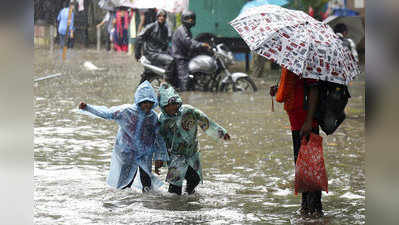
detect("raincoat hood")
[158,83,182,111]
[134,81,158,109]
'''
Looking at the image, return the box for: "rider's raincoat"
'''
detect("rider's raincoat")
[80,81,168,189]
[158,83,228,187]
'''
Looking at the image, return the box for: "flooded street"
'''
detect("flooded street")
[34,49,365,224]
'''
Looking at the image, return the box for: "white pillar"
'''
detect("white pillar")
[50,25,55,52]
[97,27,101,51]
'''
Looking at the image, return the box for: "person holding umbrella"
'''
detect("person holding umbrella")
[230,4,360,217]
[270,68,323,216]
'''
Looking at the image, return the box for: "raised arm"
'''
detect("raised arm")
[78,102,122,120]
[193,107,230,141]
[176,28,206,52]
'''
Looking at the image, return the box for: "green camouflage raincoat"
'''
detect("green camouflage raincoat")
[158,83,228,186]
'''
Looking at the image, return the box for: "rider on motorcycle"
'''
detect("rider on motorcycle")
[135,9,175,84]
[171,10,210,91]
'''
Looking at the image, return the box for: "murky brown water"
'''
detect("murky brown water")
[34,49,365,224]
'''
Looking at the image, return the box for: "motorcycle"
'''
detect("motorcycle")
[139,40,257,93]
[138,56,167,90]
[188,41,257,92]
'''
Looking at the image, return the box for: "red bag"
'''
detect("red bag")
[294,133,328,195]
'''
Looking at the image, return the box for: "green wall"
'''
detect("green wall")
[189,0,247,38]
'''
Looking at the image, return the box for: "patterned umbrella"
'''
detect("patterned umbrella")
[230,5,360,85]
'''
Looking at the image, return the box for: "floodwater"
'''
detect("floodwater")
[34,49,365,225]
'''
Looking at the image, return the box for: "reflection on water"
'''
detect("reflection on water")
[34,49,365,224]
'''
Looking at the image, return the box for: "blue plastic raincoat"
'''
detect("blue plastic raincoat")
[158,83,228,187]
[57,7,75,35]
[81,81,168,189]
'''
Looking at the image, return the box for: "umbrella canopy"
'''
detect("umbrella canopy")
[323,15,364,45]
[240,0,288,14]
[158,0,189,13]
[230,5,360,85]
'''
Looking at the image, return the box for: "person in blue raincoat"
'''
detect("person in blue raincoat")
[78,81,169,192]
[57,1,75,49]
[157,83,231,195]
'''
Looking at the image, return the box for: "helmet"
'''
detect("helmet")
[181,10,196,28]
[156,9,167,19]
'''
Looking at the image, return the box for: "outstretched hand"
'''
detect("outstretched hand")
[154,160,163,175]
[79,102,87,110]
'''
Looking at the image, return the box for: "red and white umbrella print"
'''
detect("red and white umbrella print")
[230,5,360,85]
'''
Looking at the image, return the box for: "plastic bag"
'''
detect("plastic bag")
[295,133,328,194]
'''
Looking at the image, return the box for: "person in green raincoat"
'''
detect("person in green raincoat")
[157,83,231,195]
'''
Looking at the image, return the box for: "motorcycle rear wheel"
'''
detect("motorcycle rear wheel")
[220,77,258,93]
[189,73,212,91]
